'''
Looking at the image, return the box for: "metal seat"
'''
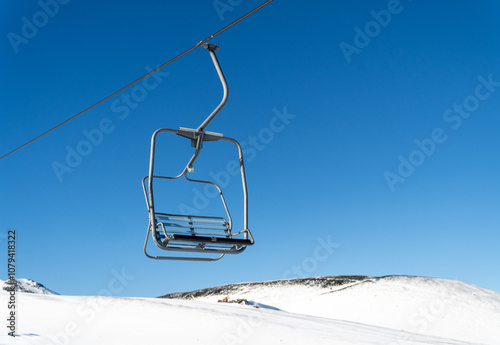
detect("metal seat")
[142,44,254,261]
[155,213,252,248]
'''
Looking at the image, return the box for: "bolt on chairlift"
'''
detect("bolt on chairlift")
[142,43,254,261]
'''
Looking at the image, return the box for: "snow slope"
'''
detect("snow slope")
[161,275,500,345]
[1,275,499,345]
[0,291,483,345]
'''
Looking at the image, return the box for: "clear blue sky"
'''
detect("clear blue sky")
[1,0,499,297]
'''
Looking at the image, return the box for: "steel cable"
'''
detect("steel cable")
[0,0,274,161]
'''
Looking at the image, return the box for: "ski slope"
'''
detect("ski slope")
[1,276,499,345]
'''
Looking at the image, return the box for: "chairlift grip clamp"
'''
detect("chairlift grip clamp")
[202,43,219,52]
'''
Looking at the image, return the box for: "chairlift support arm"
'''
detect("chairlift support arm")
[197,43,228,132]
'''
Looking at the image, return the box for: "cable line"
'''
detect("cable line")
[0,0,274,161]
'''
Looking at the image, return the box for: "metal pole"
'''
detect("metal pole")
[197,44,228,132]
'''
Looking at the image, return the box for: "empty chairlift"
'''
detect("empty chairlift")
[142,43,254,261]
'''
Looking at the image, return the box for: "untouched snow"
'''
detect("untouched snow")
[0,292,483,345]
[163,275,500,345]
[1,275,499,345]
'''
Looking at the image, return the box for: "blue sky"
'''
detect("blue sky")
[1,0,499,297]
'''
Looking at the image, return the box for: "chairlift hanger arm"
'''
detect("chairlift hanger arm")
[152,45,228,177]
[180,44,227,173]
[197,43,228,132]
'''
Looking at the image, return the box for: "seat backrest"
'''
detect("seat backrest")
[155,213,230,237]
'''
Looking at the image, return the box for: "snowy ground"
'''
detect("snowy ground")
[162,275,500,345]
[1,275,499,345]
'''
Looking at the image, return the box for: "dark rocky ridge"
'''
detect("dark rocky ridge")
[159,275,375,299]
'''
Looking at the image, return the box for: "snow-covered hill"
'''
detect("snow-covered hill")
[161,275,500,345]
[1,278,58,295]
[1,275,499,345]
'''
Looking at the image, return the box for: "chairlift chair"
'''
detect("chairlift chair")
[142,43,254,261]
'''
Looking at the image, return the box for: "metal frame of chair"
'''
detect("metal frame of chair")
[142,43,254,261]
